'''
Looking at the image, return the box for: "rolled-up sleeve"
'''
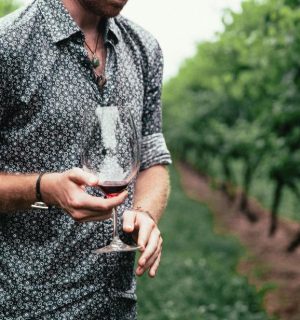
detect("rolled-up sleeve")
[140,41,172,171]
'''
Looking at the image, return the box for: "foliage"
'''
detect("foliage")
[0,0,19,17]
[137,168,272,320]
[163,0,300,234]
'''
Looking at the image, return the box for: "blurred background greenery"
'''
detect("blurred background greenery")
[137,167,272,320]
[2,0,300,319]
[163,0,300,234]
[0,0,20,15]
[145,0,300,317]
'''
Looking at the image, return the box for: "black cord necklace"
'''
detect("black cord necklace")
[85,32,107,87]
[85,32,101,69]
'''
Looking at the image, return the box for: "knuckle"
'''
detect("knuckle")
[138,239,145,247]
[101,203,110,211]
[66,169,75,178]
[71,211,83,222]
[123,210,132,218]
[67,168,82,180]
[116,198,125,206]
[149,220,155,228]
[71,167,81,174]
[69,197,81,209]
[60,171,69,181]
[158,244,162,253]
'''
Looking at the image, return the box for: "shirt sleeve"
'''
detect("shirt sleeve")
[140,40,172,171]
[0,46,5,122]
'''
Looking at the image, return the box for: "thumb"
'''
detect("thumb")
[68,167,99,187]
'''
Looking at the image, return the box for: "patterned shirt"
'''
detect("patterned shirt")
[0,0,171,319]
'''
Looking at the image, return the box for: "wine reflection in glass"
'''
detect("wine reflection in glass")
[81,105,141,253]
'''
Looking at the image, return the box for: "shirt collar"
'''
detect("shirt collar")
[38,0,121,44]
[106,18,121,45]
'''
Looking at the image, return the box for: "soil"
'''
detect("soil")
[178,162,300,320]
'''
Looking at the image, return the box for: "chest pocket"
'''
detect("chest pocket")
[15,44,60,106]
[0,40,60,129]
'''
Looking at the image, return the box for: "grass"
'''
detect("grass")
[137,167,273,320]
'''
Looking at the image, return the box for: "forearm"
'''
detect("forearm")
[134,165,170,223]
[0,173,37,213]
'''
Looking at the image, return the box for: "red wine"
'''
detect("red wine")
[99,181,129,198]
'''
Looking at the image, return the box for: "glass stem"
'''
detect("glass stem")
[112,207,119,240]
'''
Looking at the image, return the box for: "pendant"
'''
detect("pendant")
[92,55,100,69]
[97,74,107,88]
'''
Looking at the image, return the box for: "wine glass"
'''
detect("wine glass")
[81,105,141,253]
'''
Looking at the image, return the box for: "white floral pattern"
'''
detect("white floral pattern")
[0,0,172,319]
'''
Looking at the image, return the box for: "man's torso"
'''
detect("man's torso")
[0,0,165,318]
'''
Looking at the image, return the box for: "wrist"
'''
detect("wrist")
[40,173,59,205]
[40,172,60,206]
[133,206,157,224]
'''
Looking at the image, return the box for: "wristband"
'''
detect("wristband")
[31,173,49,210]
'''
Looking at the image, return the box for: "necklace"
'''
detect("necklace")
[85,32,101,69]
[85,31,107,88]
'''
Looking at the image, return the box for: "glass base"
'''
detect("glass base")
[93,237,141,254]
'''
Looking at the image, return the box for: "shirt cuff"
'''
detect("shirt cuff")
[140,133,172,171]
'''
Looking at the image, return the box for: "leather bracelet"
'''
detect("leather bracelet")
[31,173,49,210]
[36,172,46,202]
[133,206,156,223]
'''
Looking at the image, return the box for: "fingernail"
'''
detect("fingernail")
[149,271,155,277]
[140,258,146,266]
[136,268,142,275]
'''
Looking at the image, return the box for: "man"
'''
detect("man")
[0,0,171,318]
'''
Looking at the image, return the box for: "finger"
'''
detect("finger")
[123,210,136,233]
[139,236,162,269]
[136,244,161,276]
[68,167,98,187]
[138,229,160,267]
[149,252,162,278]
[136,250,158,276]
[136,217,155,251]
[67,207,112,221]
[71,190,128,211]
[146,241,162,270]
[78,212,113,222]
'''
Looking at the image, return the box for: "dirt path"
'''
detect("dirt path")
[178,163,300,320]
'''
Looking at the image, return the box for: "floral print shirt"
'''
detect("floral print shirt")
[0,0,171,319]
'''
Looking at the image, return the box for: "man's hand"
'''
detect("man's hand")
[123,210,163,278]
[42,168,128,222]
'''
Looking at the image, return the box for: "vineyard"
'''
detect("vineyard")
[163,0,300,250]
[137,167,272,320]
[3,0,300,319]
